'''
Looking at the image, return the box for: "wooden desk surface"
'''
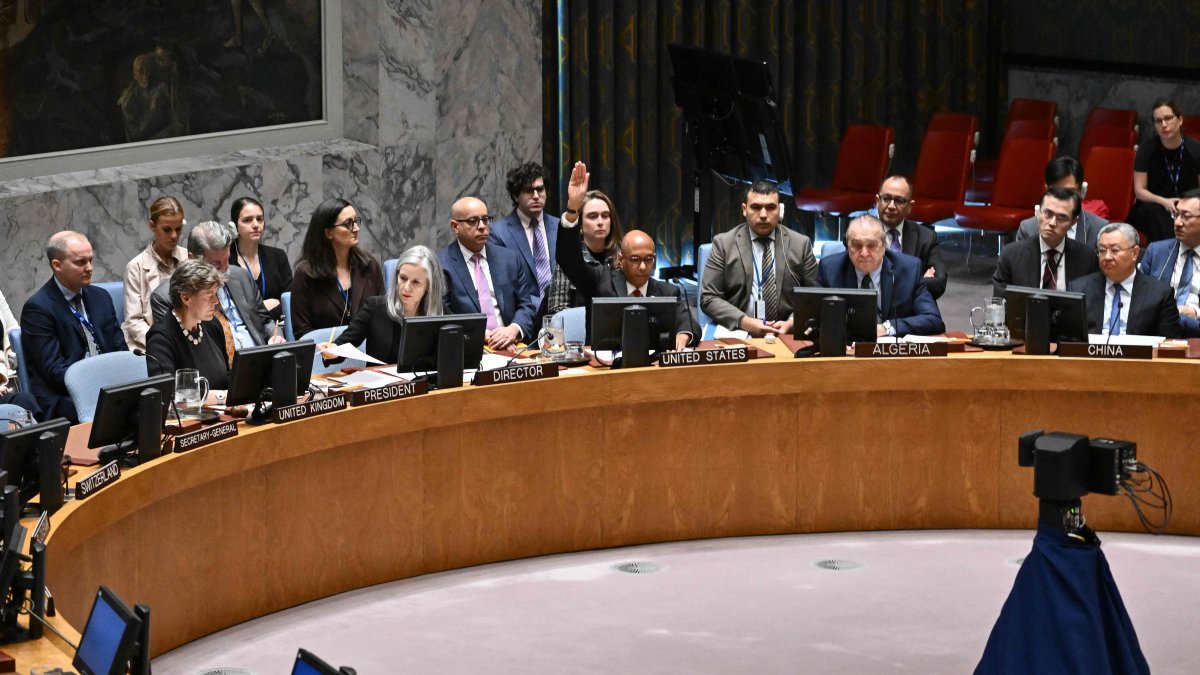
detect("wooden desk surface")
[20,345,1200,664]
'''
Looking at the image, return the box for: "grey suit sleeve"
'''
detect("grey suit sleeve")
[992,250,1014,298]
[1015,218,1035,243]
[794,237,818,288]
[150,282,171,325]
[699,237,746,330]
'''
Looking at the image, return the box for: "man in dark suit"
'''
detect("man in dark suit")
[1139,188,1200,336]
[489,162,560,314]
[816,215,945,337]
[1069,223,1180,337]
[439,196,538,349]
[1014,156,1107,251]
[21,231,127,422]
[873,175,947,299]
[993,187,1100,297]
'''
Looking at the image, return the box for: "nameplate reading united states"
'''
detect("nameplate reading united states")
[658,346,749,367]
[853,342,949,358]
[471,362,558,386]
[350,379,429,406]
[175,420,239,453]
[76,461,120,500]
[1056,343,1154,360]
[273,394,348,424]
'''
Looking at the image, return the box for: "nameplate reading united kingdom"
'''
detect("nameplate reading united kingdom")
[471,362,558,386]
[175,420,239,453]
[658,346,750,367]
[76,461,120,500]
[853,342,949,358]
[273,394,348,424]
[350,379,429,406]
[1056,342,1153,360]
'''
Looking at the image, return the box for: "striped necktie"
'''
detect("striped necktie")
[531,219,553,294]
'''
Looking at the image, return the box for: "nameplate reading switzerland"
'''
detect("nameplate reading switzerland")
[175,420,239,453]
[472,362,558,386]
[853,342,949,358]
[350,379,429,406]
[1056,343,1154,360]
[76,461,120,500]
[273,394,348,424]
[659,346,750,367]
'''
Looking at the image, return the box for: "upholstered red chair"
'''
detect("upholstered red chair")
[906,131,975,224]
[1083,146,1136,223]
[794,124,895,215]
[954,138,1057,234]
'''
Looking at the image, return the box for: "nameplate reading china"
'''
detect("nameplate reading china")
[273,394,348,424]
[659,346,750,367]
[175,420,239,453]
[1056,343,1154,360]
[471,363,558,386]
[350,379,429,406]
[853,342,949,358]
[76,461,120,500]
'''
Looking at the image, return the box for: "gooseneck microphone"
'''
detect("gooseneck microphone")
[132,348,183,428]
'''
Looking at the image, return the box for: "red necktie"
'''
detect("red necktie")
[631,288,643,297]
[1042,250,1059,290]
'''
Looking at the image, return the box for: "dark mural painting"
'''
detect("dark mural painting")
[0,0,321,158]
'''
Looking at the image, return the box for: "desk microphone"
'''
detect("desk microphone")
[1106,300,1124,345]
[133,348,183,429]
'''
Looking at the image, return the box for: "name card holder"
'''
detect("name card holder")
[658,346,750,367]
[1055,342,1154,360]
[273,394,348,424]
[853,342,949,358]
[175,420,239,453]
[76,461,121,500]
[350,379,429,406]
[472,363,558,386]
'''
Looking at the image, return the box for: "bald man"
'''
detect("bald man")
[438,196,539,349]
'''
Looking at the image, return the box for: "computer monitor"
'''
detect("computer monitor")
[1004,285,1088,349]
[292,648,343,675]
[0,523,25,641]
[226,340,316,410]
[791,287,878,355]
[0,418,70,514]
[73,585,144,675]
[396,314,487,390]
[590,296,678,368]
[89,374,175,465]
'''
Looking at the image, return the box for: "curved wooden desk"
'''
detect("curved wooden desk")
[34,347,1200,660]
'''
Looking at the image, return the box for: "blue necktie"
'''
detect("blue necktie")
[1107,285,1123,336]
[1177,250,1195,307]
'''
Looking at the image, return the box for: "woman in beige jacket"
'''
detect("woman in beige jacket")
[122,196,188,351]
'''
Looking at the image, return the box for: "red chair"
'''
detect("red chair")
[1005,98,1058,132]
[1078,125,1137,166]
[970,100,1058,202]
[794,124,895,214]
[928,112,979,136]
[954,138,1057,234]
[906,131,975,224]
[1084,107,1138,136]
[1083,146,1136,223]
[1182,113,1200,142]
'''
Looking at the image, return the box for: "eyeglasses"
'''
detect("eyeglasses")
[1039,210,1073,226]
[334,217,363,230]
[1173,210,1200,221]
[878,194,911,206]
[453,215,492,228]
[521,185,547,196]
[1096,246,1134,257]
[624,255,656,267]
[1154,114,1178,125]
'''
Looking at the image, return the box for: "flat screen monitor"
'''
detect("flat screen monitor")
[0,418,69,513]
[292,648,343,675]
[791,287,878,343]
[590,296,678,352]
[0,523,24,615]
[88,375,175,450]
[396,314,487,371]
[1003,285,1088,343]
[226,340,316,407]
[73,585,143,675]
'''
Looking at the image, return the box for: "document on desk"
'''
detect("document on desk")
[901,335,952,343]
[713,325,751,340]
[1087,334,1164,347]
[325,343,386,365]
[327,369,405,389]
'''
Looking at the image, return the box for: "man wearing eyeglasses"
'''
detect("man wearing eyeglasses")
[1015,156,1107,251]
[438,197,538,350]
[490,162,559,315]
[872,175,947,299]
[1139,188,1200,336]
[992,186,1099,297]
[1067,222,1179,338]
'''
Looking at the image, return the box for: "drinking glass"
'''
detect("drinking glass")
[174,368,209,420]
[539,315,567,361]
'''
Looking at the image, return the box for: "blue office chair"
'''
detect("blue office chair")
[0,404,31,430]
[300,326,367,375]
[64,351,148,423]
[95,281,125,325]
[7,328,26,392]
[817,241,847,258]
[553,306,586,344]
[383,258,399,294]
[281,292,295,341]
[696,244,715,339]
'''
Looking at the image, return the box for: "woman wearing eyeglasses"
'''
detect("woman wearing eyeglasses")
[290,198,384,338]
[1131,99,1200,242]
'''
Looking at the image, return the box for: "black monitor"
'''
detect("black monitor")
[227,340,316,415]
[590,296,678,368]
[1004,285,1088,353]
[0,524,23,614]
[293,648,346,675]
[397,314,487,390]
[0,418,69,515]
[791,287,878,356]
[73,585,145,675]
[89,375,175,466]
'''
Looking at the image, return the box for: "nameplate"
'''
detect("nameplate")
[33,512,49,544]
[175,420,239,453]
[658,347,750,367]
[76,461,120,500]
[471,362,558,386]
[273,394,348,424]
[1056,342,1154,360]
[350,379,429,406]
[853,342,949,358]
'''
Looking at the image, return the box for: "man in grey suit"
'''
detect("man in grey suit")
[701,180,818,337]
[1014,156,1107,251]
[152,220,282,347]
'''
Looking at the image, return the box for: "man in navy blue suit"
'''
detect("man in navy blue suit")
[21,231,127,422]
[439,196,539,349]
[816,215,945,337]
[1139,188,1200,336]
[489,162,560,313]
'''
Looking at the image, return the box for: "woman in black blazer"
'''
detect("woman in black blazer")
[318,245,445,365]
[229,197,293,321]
[291,198,384,338]
[146,259,231,389]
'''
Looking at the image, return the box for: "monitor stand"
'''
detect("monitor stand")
[615,305,650,369]
[1025,294,1051,355]
[31,431,66,516]
[434,324,465,390]
[818,296,848,357]
[97,387,163,467]
[249,349,298,425]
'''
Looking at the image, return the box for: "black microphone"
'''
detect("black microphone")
[1105,300,1125,345]
[133,349,183,428]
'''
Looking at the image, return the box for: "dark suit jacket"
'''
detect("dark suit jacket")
[145,313,231,389]
[439,242,538,339]
[556,224,698,346]
[1067,271,1181,338]
[490,209,560,291]
[231,242,293,321]
[992,236,1099,298]
[816,251,946,336]
[290,256,384,338]
[20,279,127,422]
[700,223,818,329]
[893,220,948,299]
[1016,209,1107,251]
[333,295,404,364]
[151,266,275,346]
[1139,238,1200,336]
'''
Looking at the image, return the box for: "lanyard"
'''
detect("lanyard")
[1164,144,1186,196]
[752,239,774,296]
[67,298,100,343]
[336,276,350,320]
[237,249,269,298]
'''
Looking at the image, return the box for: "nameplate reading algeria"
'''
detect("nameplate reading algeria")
[350,379,429,406]
[1055,342,1154,360]
[76,460,121,500]
[471,362,558,386]
[175,420,239,453]
[658,347,750,367]
[273,394,348,424]
[853,342,949,358]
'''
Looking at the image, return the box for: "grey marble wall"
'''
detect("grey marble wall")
[0,0,542,313]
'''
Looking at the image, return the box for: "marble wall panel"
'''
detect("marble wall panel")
[379,0,437,148]
[342,0,380,145]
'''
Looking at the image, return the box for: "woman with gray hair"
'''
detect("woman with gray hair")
[318,245,444,366]
[146,258,232,389]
